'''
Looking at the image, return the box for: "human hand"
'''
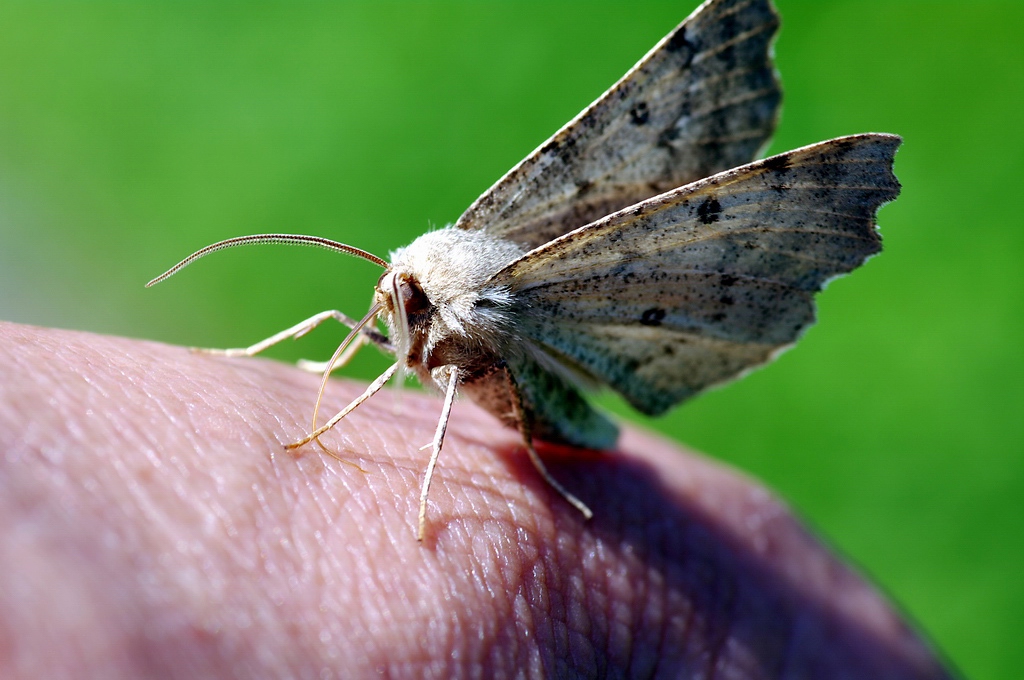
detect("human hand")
[0,322,952,678]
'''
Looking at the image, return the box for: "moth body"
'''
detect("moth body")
[378,227,523,383]
[376,226,618,450]
[149,0,902,540]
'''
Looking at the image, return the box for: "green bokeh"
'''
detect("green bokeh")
[1,1,1020,676]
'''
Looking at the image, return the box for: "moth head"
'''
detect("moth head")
[375,268,433,361]
[376,270,431,325]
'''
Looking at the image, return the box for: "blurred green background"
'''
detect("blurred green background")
[1,1,1020,675]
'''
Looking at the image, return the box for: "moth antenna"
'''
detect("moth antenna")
[310,301,383,438]
[146,233,389,287]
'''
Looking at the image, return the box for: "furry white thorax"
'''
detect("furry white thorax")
[382,226,526,365]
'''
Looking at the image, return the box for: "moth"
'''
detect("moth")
[149,0,901,540]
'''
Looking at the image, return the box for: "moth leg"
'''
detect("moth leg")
[502,365,593,521]
[296,333,368,375]
[196,310,391,358]
[286,361,399,450]
[297,329,396,374]
[417,366,460,542]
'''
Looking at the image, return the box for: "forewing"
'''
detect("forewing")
[491,134,902,415]
[455,0,782,250]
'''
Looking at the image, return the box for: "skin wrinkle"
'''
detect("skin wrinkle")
[605,543,642,669]
[302,469,344,528]
[470,528,514,668]
[640,561,670,676]
[524,542,559,674]
[228,465,330,669]
[580,548,616,673]
[567,569,595,671]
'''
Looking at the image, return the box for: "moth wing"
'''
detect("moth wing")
[491,134,902,415]
[455,0,782,250]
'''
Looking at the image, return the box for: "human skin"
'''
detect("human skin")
[0,322,953,679]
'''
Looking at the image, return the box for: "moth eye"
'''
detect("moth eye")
[399,276,431,318]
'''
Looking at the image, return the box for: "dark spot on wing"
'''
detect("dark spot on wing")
[540,135,577,158]
[657,126,681,156]
[575,178,593,196]
[835,138,856,152]
[697,197,722,224]
[719,295,734,306]
[719,45,737,70]
[763,153,791,173]
[718,12,740,69]
[629,102,650,126]
[698,140,726,174]
[814,161,845,183]
[720,9,739,39]
[640,308,666,326]
[720,273,738,287]
[665,27,695,67]
[658,126,680,144]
